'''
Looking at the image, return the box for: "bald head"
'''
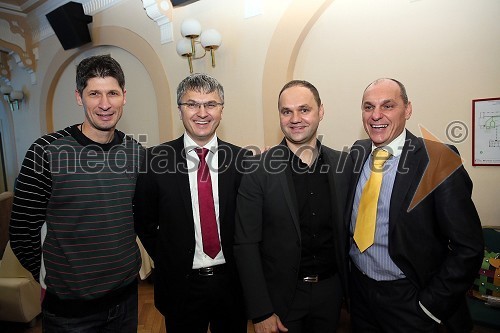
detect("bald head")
[363,78,409,106]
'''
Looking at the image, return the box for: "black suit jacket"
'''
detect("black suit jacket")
[234,140,351,320]
[133,135,248,316]
[347,130,483,329]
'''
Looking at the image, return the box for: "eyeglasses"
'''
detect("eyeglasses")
[178,102,224,110]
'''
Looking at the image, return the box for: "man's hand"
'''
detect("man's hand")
[253,313,288,333]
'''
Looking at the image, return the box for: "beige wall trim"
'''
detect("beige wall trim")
[42,25,172,142]
[262,0,334,146]
[142,0,173,44]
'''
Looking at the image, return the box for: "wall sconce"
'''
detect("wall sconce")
[1,85,24,111]
[176,19,222,73]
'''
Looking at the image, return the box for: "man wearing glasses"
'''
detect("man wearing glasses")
[133,73,248,333]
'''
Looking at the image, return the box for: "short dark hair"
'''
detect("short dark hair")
[76,55,125,95]
[176,73,224,105]
[278,80,322,107]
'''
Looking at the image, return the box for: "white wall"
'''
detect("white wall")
[295,0,500,226]
[6,0,500,225]
[87,0,295,148]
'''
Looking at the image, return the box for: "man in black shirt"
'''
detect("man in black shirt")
[234,80,351,333]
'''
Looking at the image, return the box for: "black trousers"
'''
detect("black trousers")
[42,289,137,333]
[163,270,247,333]
[349,265,439,333]
[283,273,343,333]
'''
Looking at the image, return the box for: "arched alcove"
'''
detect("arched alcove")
[262,0,334,146]
[41,26,172,143]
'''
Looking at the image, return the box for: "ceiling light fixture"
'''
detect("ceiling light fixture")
[176,19,222,73]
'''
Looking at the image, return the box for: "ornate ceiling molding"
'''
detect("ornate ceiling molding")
[0,12,37,83]
[142,0,173,44]
[0,50,11,83]
[0,0,126,84]
[0,0,175,84]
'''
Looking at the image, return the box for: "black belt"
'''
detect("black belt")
[191,264,226,277]
[299,271,335,283]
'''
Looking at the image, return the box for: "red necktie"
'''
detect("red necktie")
[196,148,221,259]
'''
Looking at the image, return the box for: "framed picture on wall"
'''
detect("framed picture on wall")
[472,97,500,166]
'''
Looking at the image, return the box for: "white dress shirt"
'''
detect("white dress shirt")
[184,133,226,269]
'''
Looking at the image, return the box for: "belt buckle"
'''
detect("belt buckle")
[199,267,214,276]
[303,275,319,283]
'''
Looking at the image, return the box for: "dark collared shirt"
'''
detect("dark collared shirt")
[288,143,336,277]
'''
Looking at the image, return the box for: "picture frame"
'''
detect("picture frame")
[472,97,500,166]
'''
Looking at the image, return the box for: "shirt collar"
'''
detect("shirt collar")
[287,139,324,166]
[183,132,218,153]
[371,129,406,157]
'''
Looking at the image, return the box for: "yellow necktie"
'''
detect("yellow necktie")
[354,148,391,253]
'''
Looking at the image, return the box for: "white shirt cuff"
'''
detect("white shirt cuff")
[419,301,441,323]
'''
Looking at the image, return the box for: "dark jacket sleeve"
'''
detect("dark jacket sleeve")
[396,141,484,321]
[133,148,160,262]
[233,156,275,319]
[418,161,484,320]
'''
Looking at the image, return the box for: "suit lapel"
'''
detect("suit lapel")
[274,143,301,240]
[324,150,342,221]
[280,167,301,240]
[389,131,425,232]
[323,148,347,268]
[173,136,195,227]
[217,140,233,225]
